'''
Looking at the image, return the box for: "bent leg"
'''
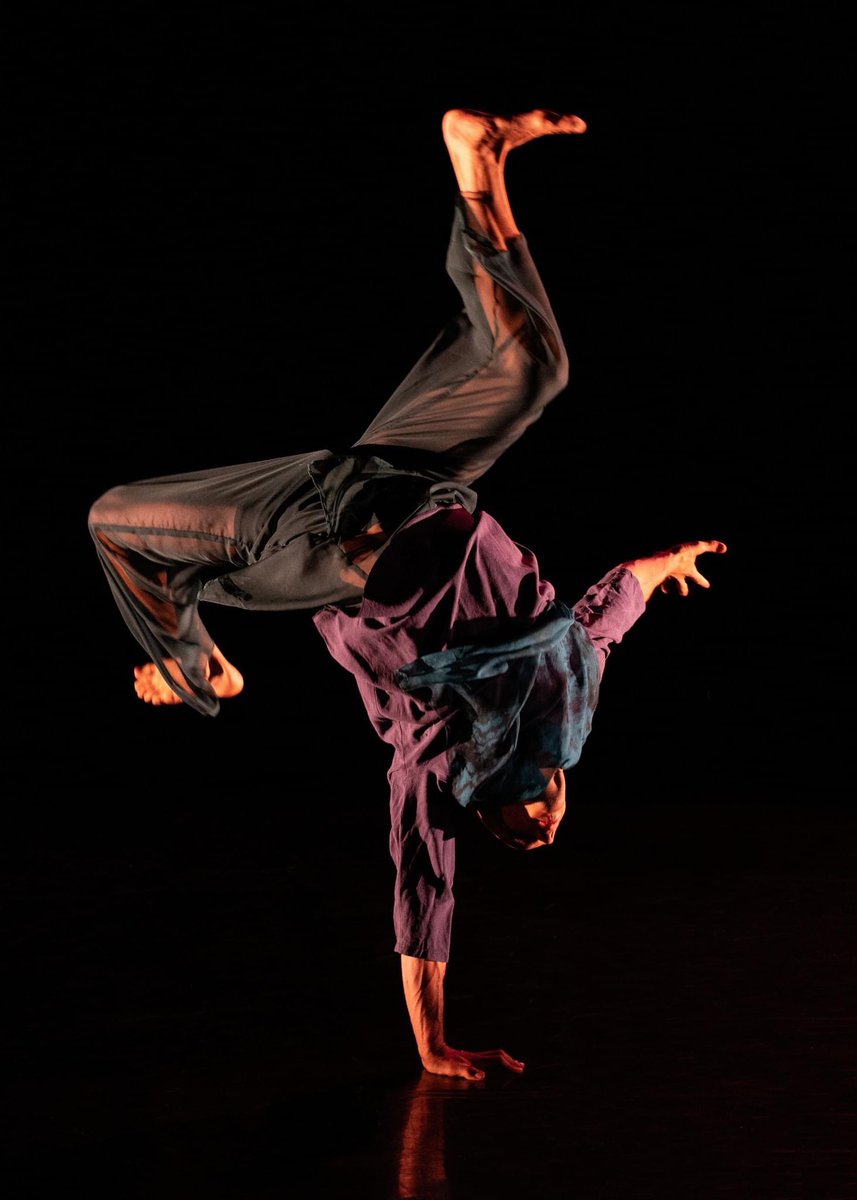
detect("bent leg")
[89,450,330,714]
[89,479,250,715]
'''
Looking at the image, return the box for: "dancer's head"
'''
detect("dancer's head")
[476,767,566,851]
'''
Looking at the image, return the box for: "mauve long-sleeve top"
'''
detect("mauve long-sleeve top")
[313,503,644,961]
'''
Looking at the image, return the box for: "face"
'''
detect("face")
[476,768,566,851]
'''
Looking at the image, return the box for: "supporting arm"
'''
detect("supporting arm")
[400,954,525,1082]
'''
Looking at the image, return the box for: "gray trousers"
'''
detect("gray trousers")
[88,200,570,714]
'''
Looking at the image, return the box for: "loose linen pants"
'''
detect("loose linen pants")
[89,200,570,715]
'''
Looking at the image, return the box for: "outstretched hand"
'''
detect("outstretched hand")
[623,540,727,603]
[420,1045,525,1082]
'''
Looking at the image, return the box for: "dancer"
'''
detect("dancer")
[89,108,726,1080]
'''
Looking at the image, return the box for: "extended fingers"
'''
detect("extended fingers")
[685,540,727,588]
[660,569,706,597]
[674,569,710,596]
[679,540,727,555]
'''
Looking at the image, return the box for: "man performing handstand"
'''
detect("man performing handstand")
[89,108,726,1081]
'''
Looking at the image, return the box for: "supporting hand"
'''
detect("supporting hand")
[420,1045,525,1082]
[400,955,525,1082]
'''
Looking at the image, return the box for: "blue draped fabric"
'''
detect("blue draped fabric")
[395,601,600,809]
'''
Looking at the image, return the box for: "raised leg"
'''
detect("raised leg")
[354,108,586,484]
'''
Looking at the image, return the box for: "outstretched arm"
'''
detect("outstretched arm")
[400,955,525,1082]
[573,539,728,678]
[622,540,728,603]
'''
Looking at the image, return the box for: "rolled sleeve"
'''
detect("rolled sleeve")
[573,566,646,677]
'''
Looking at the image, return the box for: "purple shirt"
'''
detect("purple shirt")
[313,505,644,961]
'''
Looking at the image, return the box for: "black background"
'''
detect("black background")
[10,6,855,1197]
[18,5,852,800]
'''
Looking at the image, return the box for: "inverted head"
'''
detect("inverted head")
[475,767,566,851]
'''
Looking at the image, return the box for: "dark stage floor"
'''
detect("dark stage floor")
[5,793,855,1199]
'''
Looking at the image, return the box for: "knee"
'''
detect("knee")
[518,319,569,401]
[529,339,569,409]
[550,343,570,395]
[88,484,133,531]
[542,326,569,394]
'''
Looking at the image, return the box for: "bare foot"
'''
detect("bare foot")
[443,107,586,154]
[441,108,586,173]
[133,645,244,706]
[133,660,185,705]
[441,108,586,249]
[623,540,728,603]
